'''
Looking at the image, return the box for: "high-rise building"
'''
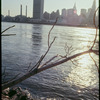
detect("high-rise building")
[88,8,92,14]
[87,0,96,25]
[92,0,96,11]
[33,0,44,20]
[8,10,10,16]
[73,3,77,14]
[66,3,79,26]
[67,3,77,16]
[67,9,74,16]
[43,11,50,20]
[56,10,60,18]
[62,8,67,18]
[81,9,86,16]
[89,0,96,17]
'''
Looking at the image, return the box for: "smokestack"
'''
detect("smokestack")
[26,5,27,17]
[8,10,10,16]
[20,4,22,16]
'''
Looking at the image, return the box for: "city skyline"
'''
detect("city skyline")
[2,0,99,17]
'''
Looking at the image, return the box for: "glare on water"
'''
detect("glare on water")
[66,54,98,88]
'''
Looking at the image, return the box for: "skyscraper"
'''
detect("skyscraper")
[81,9,86,16]
[73,3,77,14]
[90,0,96,16]
[33,0,44,20]
[88,0,96,25]
[8,10,10,16]
[92,0,96,11]
[62,8,67,18]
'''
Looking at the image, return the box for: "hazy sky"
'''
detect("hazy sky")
[1,0,99,17]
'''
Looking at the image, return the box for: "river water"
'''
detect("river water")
[1,22,99,100]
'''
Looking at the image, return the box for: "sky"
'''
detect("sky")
[1,0,99,17]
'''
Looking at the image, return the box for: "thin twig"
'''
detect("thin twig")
[70,59,79,67]
[39,55,58,68]
[38,36,57,66]
[93,7,99,28]
[64,42,77,57]
[2,66,6,77]
[89,53,99,73]
[27,62,32,71]
[1,25,15,34]
[2,66,7,83]
[1,34,16,36]
[48,17,58,47]
[29,37,56,72]
[90,7,99,50]
[2,73,20,84]
[29,19,58,72]
[29,55,44,72]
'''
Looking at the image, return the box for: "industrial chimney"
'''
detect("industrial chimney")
[20,4,22,16]
[8,10,10,16]
[26,5,27,17]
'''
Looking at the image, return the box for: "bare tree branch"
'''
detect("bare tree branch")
[2,49,98,90]
[38,49,98,72]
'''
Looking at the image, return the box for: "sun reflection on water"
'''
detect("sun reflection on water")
[66,54,98,88]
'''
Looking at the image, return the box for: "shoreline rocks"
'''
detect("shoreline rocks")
[2,87,35,100]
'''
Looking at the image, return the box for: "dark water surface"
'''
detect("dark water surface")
[2,22,99,100]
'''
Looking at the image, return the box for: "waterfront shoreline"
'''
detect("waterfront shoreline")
[2,21,97,29]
